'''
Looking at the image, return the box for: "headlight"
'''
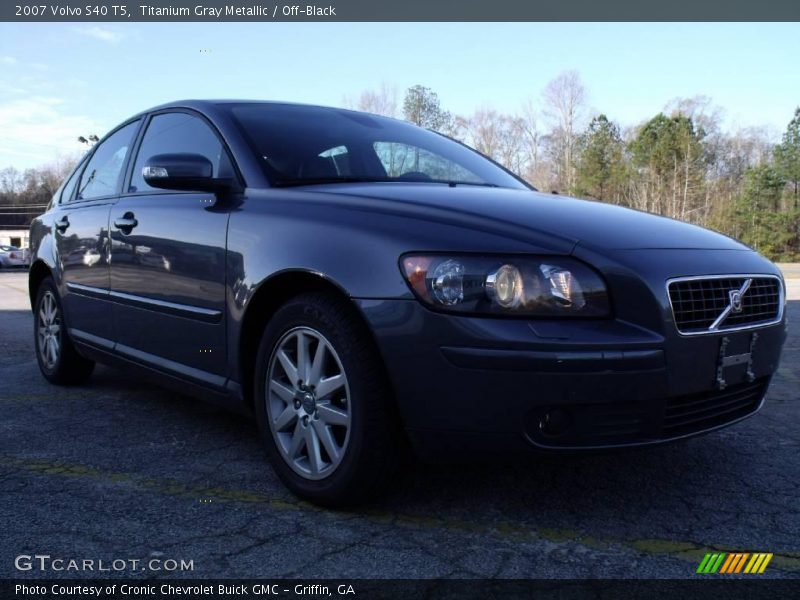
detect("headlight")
[400,254,610,317]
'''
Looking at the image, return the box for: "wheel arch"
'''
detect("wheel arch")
[237,269,386,411]
[28,260,53,311]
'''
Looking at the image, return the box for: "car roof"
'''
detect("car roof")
[134,99,380,120]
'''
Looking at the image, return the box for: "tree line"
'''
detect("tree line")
[2,72,798,260]
[0,157,75,232]
[347,73,800,261]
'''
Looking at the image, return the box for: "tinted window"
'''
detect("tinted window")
[129,112,231,193]
[60,158,86,204]
[225,103,527,189]
[77,121,139,200]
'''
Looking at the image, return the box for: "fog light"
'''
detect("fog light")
[539,408,572,437]
[486,264,523,308]
[431,259,465,305]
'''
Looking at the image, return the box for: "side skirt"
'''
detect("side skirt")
[72,333,249,416]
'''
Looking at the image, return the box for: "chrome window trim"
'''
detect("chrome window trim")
[665,273,785,337]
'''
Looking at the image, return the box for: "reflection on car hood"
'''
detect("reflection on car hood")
[302,183,749,251]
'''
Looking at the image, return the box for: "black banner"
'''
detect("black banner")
[2,0,800,22]
[2,580,799,600]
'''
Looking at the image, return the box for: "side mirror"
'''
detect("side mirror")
[142,153,230,192]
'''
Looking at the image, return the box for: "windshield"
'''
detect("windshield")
[223,103,529,190]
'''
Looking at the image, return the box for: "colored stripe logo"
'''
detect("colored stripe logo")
[697,552,773,574]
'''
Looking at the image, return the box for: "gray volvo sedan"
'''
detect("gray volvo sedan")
[29,100,787,505]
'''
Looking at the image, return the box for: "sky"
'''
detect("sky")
[1,22,799,169]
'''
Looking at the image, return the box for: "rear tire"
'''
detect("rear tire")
[254,292,401,507]
[33,277,95,385]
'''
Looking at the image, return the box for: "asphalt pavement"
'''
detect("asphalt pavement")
[0,269,798,579]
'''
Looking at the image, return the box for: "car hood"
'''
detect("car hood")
[300,183,749,252]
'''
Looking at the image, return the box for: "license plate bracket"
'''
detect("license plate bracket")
[715,333,758,390]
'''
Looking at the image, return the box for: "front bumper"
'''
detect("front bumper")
[357,297,787,457]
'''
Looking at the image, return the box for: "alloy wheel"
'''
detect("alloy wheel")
[37,291,61,370]
[265,326,351,480]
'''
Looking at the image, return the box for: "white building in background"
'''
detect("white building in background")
[0,229,30,249]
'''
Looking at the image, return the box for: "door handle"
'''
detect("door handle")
[114,212,138,233]
[55,216,69,233]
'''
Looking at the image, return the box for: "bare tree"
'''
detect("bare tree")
[0,167,23,196]
[462,109,526,176]
[665,96,724,138]
[519,99,543,185]
[542,71,587,194]
[466,107,503,158]
[346,83,399,118]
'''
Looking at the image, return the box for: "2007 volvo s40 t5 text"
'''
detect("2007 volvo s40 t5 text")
[29,101,788,505]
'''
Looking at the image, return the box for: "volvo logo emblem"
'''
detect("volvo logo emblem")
[729,289,743,313]
[708,278,752,331]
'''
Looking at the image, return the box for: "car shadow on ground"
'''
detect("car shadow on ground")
[77,303,798,536]
[3,300,796,544]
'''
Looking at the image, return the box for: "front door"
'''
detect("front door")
[109,111,235,384]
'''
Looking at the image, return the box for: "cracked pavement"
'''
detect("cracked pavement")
[1,270,798,579]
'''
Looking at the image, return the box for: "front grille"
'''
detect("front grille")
[662,379,766,437]
[668,276,781,334]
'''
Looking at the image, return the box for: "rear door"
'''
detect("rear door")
[55,120,140,346]
[109,110,235,384]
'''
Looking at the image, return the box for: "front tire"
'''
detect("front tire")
[33,277,95,385]
[254,292,401,507]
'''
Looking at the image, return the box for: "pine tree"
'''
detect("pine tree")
[629,113,706,218]
[774,107,800,206]
[402,85,453,133]
[575,115,625,202]
[733,165,790,255]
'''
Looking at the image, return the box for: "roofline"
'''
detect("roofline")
[131,99,411,125]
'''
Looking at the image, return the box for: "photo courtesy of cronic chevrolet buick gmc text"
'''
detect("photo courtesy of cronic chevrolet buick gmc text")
[28,101,788,506]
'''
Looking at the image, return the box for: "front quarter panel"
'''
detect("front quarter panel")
[225,187,574,388]
[227,188,574,307]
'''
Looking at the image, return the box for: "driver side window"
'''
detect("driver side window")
[129,112,232,193]
[77,121,140,200]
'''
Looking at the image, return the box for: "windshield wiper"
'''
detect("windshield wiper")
[438,180,499,188]
[386,176,500,188]
[273,176,502,189]
[273,176,391,188]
